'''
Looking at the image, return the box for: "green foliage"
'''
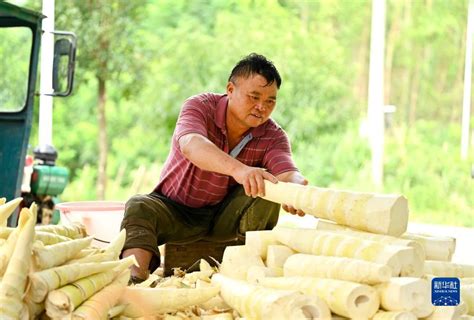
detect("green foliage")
[9,0,471,226]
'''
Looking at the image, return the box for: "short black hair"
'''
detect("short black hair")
[228,53,282,89]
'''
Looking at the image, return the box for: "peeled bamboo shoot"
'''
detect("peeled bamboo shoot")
[422,301,467,319]
[258,276,379,319]
[213,273,327,319]
[424,260,474,278]
[284,254,391,285]
[461,284,474,316]
[375,277,433,317]
[402,232,455,262]
[247,266,283,284]
[245,230,280,260]
[219,245,265,280]
[274,226,419,276]
[315,219,425,263]
[262,181,408,236]
[266,245,295,268]
[372,310,417,320]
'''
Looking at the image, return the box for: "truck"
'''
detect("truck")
[0,1,76,226]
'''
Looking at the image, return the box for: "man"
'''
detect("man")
[121,53,307,282]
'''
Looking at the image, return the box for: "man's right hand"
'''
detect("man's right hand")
[233,165,278,198]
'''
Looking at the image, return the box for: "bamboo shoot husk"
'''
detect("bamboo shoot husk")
[0,197,23,227]
[0,204,36,318]
[262,181,408,236]
[258,276,379,319]
[284,254,390,285]
[45,258,134,318]
[72,269,130,319]
[103,228,126,259]
[33,236,93,270]
[36,222,87,239]
[28,255,137,303]
[24,295,44,320]
[119,285,221,317]
[213,273,327,319]
[107,304,126,318]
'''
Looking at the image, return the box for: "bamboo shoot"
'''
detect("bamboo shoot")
[375,277,433,317]
[262,181,408,236]
[33,236,94,270]
[424,260,474,278]
[0,197,23,227]
[258,276,379,319]
[219,245,265,280]
[72,270,130,319]
[119,285,221,317]
[213,273,327,319]
[28,255,137,303]
[245,230,280,260]
[284,254,390,285]
[0,204,36,318]
[266,245,295,268]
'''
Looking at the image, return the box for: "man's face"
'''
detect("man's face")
[226,74,278,130]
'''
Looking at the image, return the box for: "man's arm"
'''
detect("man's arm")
[179,133,278,197]
[276,170,308,217]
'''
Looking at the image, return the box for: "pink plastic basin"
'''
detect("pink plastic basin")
[56,201,125,245]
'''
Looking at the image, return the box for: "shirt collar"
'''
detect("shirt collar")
[215,94,267,138]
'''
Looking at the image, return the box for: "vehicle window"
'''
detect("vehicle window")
[0,27,32,112]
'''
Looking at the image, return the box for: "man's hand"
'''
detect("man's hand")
[276,171,308,217]
[233,165,278,198]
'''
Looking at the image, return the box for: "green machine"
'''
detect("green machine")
[0,2,76,226]
[31,166,69,196]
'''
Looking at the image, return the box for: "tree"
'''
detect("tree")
[55,0,146,199]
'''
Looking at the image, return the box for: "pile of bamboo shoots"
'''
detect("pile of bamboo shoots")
[2,179,473,319]
[214,182,474,319]
[1,197,226,320]
[0,197,136,319]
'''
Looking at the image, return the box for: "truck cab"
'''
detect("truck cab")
[0,2,75,226]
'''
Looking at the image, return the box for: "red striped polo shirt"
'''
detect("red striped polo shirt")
[154,93,298,208]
